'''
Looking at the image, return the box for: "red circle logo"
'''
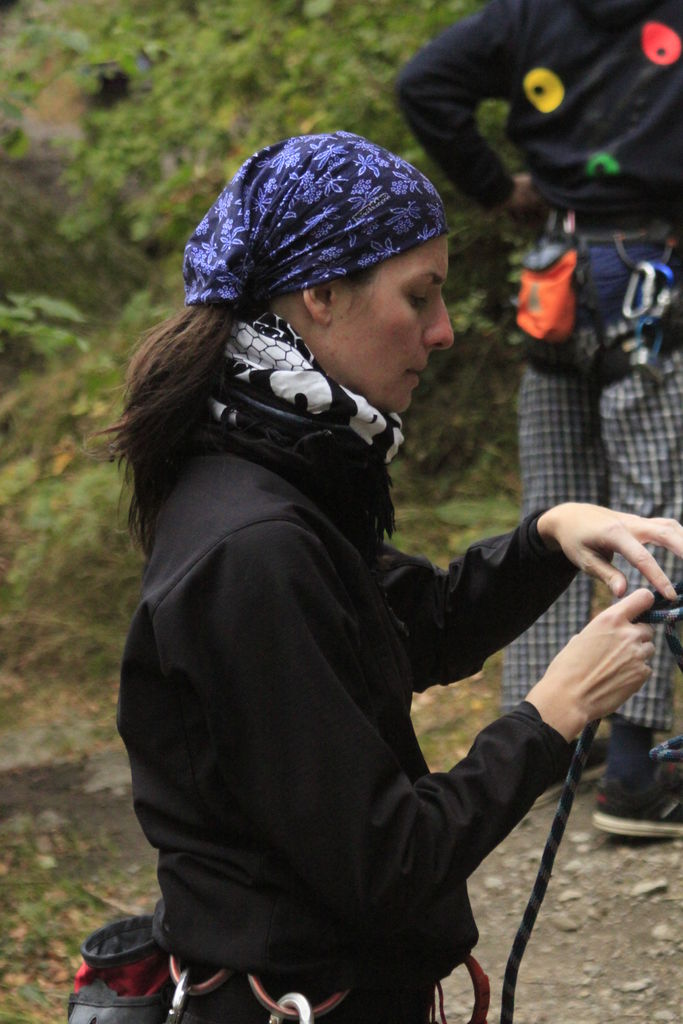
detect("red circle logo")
[641,21,681,65]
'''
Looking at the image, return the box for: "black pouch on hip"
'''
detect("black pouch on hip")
[67,916,172,1023]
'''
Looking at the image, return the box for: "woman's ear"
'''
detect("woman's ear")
[301,282,337,326]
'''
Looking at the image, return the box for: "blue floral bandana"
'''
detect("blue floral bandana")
[183,131,447,306]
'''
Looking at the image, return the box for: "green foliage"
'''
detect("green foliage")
[0,0,528,742]
[0,155,151,319]
[2,0,485,253]
[0,311,143,705]
[0,292,87,358]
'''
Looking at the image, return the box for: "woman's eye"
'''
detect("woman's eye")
[410,295,428,309]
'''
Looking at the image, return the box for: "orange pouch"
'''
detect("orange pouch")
[516,245,577,343]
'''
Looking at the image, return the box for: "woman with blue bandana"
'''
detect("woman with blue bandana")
[105,132,683,1023]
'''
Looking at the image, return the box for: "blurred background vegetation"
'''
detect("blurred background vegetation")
[0,0,535,754]
[2,4,681,1019]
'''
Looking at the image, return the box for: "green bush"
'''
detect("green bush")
[0,0,528,725]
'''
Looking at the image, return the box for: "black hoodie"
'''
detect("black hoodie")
[574,0,661,28]
[397,0,683,217]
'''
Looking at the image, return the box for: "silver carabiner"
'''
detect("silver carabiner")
[631,317,664,382]
[649,260,675,318]
[622,261,657,319]
[268,992,314,1024]
[165,967,191,1022]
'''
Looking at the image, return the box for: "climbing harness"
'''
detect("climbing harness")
[499,582,683,1024]
[163,955,490,1023]
[519,210,681,382]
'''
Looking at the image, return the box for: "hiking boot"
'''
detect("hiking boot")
[592,766,683,838]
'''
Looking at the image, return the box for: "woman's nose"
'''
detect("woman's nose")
[425,301,454,350]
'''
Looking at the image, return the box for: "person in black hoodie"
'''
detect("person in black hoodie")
[109,131,683,1023]
[398,0,683,838]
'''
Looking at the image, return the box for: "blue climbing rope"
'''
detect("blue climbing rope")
[499,719,600,1024]
[499,582,683,1024]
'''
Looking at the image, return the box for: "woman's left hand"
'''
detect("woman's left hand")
[536,503,683,601]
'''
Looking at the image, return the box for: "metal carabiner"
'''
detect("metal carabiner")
[165,967,191,1023]
[631,317,664,381]
[635,316,663,349]
[268,992,314,1024]
[649,260,675,318]
[649,260,675,287]
[622,261,657,319]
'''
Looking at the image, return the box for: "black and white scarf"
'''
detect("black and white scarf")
[211,313,404,462]
[210,313,403,562]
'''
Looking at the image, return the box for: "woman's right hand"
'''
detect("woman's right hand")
[525,588,656,741]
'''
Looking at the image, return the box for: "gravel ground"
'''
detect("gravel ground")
[444,778,682,1024]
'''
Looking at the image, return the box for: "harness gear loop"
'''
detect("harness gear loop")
[614,231,675,271]
[248,975,348,1020]
[169,955,232,995]
[430,956,489,1024]
[464,954,491,1024]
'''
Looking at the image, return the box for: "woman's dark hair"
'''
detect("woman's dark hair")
[106,266,382,554]
[105,304,234,555]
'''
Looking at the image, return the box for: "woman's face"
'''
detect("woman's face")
[307,235,453,413]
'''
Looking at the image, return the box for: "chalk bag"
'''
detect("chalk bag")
[516,239,578,343]
[67,915,172,1024]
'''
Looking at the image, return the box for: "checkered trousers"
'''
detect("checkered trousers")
[501,350,683,731]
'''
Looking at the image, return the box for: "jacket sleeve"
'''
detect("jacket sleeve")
[151,516,570,943]
[378,511,578,689]
[396,0,518,207]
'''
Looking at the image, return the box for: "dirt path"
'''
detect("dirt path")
[455,782,681,1023]
[2,748,680,1024]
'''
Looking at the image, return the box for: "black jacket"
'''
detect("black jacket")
[397,0,683,217]
[118,452,575,989]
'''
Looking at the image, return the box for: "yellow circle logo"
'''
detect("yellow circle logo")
[523,67,565,113]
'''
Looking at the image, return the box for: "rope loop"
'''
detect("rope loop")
[650,733,683,762]
[636,580,683,632]
[501,581,683,1022]
[638,582,683,762]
